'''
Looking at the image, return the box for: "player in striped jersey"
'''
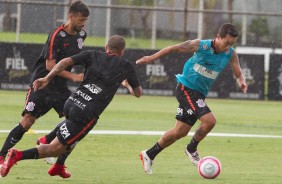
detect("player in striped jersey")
[0,1,89,178]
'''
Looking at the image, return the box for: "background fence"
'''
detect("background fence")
[0,0,282,48]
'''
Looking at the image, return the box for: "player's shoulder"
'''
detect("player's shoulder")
[49,25,65,37]
[78,29,87,38]
[197,39,212,52]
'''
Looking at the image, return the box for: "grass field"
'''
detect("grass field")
[0,90,282,184]
[0,32,180,49]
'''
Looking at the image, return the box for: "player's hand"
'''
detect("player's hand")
[33,78,49,91]
[72,73,84,83]
[237,79,248,93]
[121,79,129,87]
[136,56,154,64]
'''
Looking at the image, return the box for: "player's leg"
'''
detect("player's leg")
[0,88,51,163]
[36,89,72,165]
[0,137,67,177]
[186,112,216,164]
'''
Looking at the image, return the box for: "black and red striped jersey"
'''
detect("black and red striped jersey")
[29,24,87,91]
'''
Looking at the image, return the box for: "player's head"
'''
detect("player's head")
[215,23,239,53]
[68,1,89,32]
[106,35,126,56]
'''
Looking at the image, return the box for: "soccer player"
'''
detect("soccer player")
[0,0,89,178]
[0,35,142,178]
[137,23,248,174]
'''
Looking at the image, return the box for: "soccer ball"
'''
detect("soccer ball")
[198,156,221,179]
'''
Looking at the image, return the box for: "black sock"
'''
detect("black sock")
[0,123,27,157]
[187,137,199,153]
[56,151,71,165]
[22,148,39,160]
[45,121,65,143]
[146,142,163,160]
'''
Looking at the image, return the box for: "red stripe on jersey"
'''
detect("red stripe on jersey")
[49,25,64,60]
[182,84,196,111]
[24,87,32,107]
[67,117,96,145]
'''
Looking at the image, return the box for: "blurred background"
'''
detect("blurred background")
[0,0,281,48]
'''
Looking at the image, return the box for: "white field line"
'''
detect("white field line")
[0,130,281,138]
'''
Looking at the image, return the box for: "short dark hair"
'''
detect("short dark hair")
[107,35,126,52]
[69,1,89,17]
[218,23,239,38]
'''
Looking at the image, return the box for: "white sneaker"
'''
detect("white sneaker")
[185,149,201,166]
[139,150,153,174]
[36,136,56,165]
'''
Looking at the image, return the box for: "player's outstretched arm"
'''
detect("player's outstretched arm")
[230,50,248,93]
[33,57,74,91]
[136,39,199,65]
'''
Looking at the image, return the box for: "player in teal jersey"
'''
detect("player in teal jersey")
[137,23,248,174]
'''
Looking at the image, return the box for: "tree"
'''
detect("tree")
[249,17,269,44]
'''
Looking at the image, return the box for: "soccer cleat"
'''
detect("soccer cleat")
[48,163,71,178]
[0,155,5,170]
[36,136,56,165]
[139,150,153,174]
[185,149,201,166]
[1,148,21,177]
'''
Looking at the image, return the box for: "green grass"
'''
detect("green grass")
[0,32,179,49]
[0,90,282,184]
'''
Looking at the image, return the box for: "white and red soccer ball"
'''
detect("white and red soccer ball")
[198,156,221,179]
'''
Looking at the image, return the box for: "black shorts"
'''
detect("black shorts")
[22,87,71,118]
[56,118,97,148]
[175,83,211,126]
[56,98,98,148]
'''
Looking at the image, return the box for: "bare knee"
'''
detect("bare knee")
[19,113,36,130]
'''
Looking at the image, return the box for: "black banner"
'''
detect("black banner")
[268,54,282,100]
[0,43,43,90]
[0,43,265,100]
[210,54,264,100]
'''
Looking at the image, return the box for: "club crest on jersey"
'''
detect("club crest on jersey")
[25,102,35,111]
[79,30,85,36]
[77,38,83,49]
[59,31,66,37]
[196,99,206,108]
[202,44,208,50]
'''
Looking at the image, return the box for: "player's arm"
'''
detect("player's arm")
[121,79,142,98]
[46,59,83,83]
[34,57,74,91]
[230,50,248,93]
[136,39,200,64]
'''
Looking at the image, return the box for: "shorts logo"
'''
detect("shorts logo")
[187,109,194,115]
[25,102,35,111]
[177,108,183,115]
[60,122,70,139]
[83,84,102,94]
[196,99,206,108]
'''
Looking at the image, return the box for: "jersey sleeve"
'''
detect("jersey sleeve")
[44,29,63,60]
[71,50,92,66]
[125,62,140,89]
